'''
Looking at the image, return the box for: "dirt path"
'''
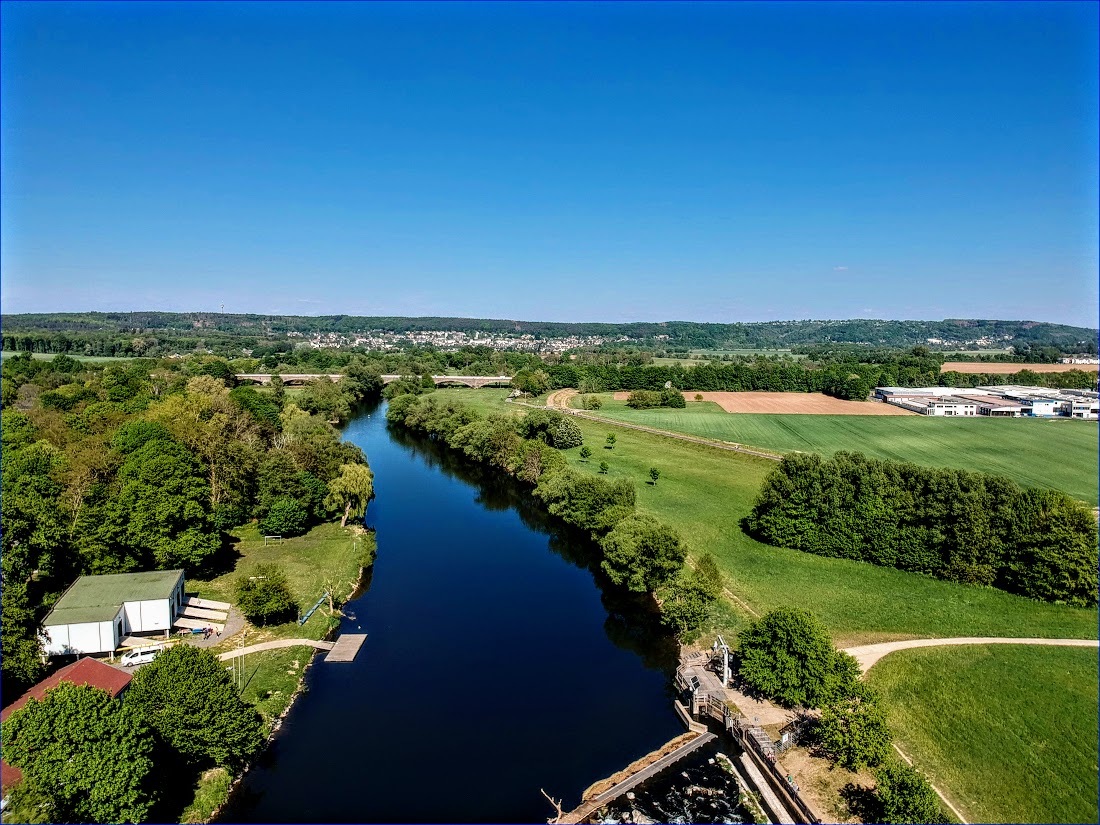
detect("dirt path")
[843,636,1099,672]
[216,638,334,661]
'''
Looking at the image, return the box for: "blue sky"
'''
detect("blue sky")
[2,1,1097,327]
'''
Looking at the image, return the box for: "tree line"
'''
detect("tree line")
[1,352,377,696]
[743,452,1098,606]
[385,393,723,636]
[5,312,1095,351]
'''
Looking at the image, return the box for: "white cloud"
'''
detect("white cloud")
[833,266,849,271]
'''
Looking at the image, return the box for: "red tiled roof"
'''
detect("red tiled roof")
[1,657,131,724]
[1,658,132,792]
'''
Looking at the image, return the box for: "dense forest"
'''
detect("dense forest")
[0,352,379,697]
[744,452,1098,606]
[3,312,1096,355]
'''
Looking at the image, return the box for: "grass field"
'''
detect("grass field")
[189,522,372,723]
[572,396,1099,504]
[868,645,1099,824]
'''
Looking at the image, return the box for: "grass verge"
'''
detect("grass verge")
[867,645,1100,824]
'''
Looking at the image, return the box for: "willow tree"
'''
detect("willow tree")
[325,462,375,527]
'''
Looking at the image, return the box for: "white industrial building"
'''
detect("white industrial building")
[41,570,185,656]
[876,385,1099,419]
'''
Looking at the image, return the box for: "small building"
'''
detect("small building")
[925,396,978,416]
[41,570,185,656]
[1,657,133,795]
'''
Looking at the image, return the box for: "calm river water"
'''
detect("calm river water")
[219,399,684,823]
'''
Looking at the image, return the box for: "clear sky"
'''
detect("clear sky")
[1,1,1097,327]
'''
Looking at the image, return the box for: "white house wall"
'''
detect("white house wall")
[129,599,172,632]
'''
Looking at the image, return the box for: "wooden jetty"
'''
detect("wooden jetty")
[323,633,367,662]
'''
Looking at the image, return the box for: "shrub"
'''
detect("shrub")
[817,685,893,770]
[259,496,308,537]
[549,416,583,449]
[873,761,946,824]
[235,564,297,625]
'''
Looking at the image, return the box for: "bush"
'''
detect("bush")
[817,685,893,770]
[736,607,860,708]
[549,416,583,449]
[259,496,308,537]
[873,761,947,824]
[580,394,603,410]
[626,390,663,409]
[235,564,297,625]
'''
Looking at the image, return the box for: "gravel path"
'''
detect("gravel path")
[844,636,1100,672]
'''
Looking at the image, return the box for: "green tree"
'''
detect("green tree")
[599,513,686,593]
[324,462,375,527]
[235,563,297,625]
[657,566,718,638]
[817,685,893,770]
[605,433,616,449]
[512,368,550,397]
[113,438,220,570]
[736,607,860,708]
[649,467,660,484]
[579,446,593,461]
[259,496,309,537]
[269,373,286,407]
[1,582,46,694]
[874,760,946,824]
[599,460,609,474]
[126,645,264,770]
[548,416,583,449]
[1,682,157,824]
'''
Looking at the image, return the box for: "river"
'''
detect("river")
[219,399,686,823]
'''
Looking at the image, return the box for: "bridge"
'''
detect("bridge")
[235,373,511,388]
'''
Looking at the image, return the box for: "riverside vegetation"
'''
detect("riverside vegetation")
[419,388,1098,823]
[0,352,380,823]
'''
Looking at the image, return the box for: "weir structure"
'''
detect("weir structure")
[552,649,821,825]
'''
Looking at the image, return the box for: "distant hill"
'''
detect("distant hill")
[1,312,1096,352]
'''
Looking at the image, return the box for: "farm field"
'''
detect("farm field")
[577,397,1099,504]
[941,360,1099,373]
[868,645,1099,824]
[612,390,916,415]
[435,388,1098,823]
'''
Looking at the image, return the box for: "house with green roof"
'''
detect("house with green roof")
[41,570,185,656]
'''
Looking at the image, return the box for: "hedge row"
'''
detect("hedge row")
[744,452,1098,606]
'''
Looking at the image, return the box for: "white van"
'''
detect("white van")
[120,645,164,667]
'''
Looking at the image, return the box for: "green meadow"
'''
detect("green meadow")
[575,396,1099,505]
[868,645,1099,824]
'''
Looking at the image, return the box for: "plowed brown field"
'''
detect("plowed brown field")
[941,361,1099,373]
[612,391,917,415]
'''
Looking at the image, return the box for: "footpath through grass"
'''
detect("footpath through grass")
[867,645,1100,824]
[579,396,1099,505]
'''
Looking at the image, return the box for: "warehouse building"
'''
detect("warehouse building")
[41,570,185,656]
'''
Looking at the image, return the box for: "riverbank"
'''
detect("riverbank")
[426,388,1098,823]
[179,522,375,823]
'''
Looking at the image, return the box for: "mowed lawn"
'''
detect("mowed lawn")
[578,397,1099,505]
[867,645,1100,824]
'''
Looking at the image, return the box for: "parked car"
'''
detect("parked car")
[120,645,164,667]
